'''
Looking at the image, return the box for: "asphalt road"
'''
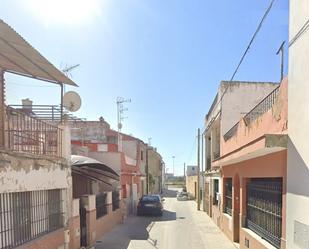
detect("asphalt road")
[95,188,236,249]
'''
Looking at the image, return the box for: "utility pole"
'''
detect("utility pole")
[116,97,131,152]
[146,148,149,194]
[172,156,175,176]
[276,41,285,82]
[183,162,186,186]
[197,128,201,210]
[201,131,205,211]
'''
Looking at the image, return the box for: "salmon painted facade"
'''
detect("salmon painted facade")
[204,79,288,249]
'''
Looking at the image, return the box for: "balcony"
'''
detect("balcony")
[223,85,280,141]
[4,106,62,157]
[217,79,288,164]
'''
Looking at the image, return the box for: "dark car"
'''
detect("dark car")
[137,195,164,216]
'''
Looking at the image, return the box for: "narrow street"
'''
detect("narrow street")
[95,188,236,249]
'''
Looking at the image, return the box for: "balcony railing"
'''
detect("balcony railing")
[223,85,280,141]
[9,105,85,123]
[243,86,280,125]
[223,122,239,141]
[5,106,62,157]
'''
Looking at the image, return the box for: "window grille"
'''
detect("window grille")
[112,191,120,211]
[224,178,232,216]
[213,179,219,205]
[246,178,282,249]
[0,189,63,249]
[96,193,107,219]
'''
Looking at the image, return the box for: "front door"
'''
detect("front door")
[80,200,87,247]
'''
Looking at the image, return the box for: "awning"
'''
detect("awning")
[0,19,77,86]
[71,155,119,182]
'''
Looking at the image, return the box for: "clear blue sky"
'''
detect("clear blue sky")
[0,0,288,175]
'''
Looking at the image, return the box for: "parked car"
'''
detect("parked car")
[177,192,189,201]
[137,195,164,216]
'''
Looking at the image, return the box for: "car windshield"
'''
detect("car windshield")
[142,196,159,202]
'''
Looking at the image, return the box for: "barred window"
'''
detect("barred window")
[224,178,232,216]
[96,193,107,219]
[213,179,219,205]
[112,191,120,211]
[246,178,282,249]
[0,189,63,249]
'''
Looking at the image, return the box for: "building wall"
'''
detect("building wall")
[186,166,197,176]
[221,79,288,157]
[148,148,163,194]
[88,151,122,175]
[221,150,287,248]
[220,81,278,135]
[186,175,197,199]
[0,150,69,192]
[20,228,65,249]
[287,1,309,248]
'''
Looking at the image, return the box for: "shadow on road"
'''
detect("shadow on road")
[95,209,176,249]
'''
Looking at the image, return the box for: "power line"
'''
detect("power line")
[289,18,309,47]
[204,0,275,132]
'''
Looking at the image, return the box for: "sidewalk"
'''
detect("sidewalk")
[187,200,237,249]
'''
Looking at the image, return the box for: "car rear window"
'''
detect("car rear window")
[142,196,159,202]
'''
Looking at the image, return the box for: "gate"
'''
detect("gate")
[80,200,87,247]
[246,178,282,248]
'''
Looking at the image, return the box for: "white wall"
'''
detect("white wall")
[122,140,137,160]
[88,151,121,175]
[220,82,278,134]
[287,2,309,248]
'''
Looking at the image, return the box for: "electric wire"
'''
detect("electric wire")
[204,0,276,133]
[289,18,309,47]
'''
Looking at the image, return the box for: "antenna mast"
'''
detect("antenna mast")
[116,97,131,151]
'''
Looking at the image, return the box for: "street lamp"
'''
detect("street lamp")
[172,156,175,176]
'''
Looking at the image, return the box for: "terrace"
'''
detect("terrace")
[213,78,288,167]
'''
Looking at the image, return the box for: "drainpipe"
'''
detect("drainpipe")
[0,69,5,148]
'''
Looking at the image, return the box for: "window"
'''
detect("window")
[141,150,144,161]
[213,179,219,205]
[96,193,107,219]
[224,178,232,216]
[141,195,160,202]
[0,189,63,249]
[112,191,120,211]
[246,178,282,249]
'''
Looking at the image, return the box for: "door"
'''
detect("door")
[80,200,87,247]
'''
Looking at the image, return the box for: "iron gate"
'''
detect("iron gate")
[246,178,282,248]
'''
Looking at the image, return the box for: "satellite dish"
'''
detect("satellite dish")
[63,91,81,112]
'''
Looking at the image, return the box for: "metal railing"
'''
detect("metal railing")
[246,178,282,249]
[213,151,220,160]
[8,105,85,123]
[244,86,280,125]
[223,122,239,141]
[223,85,280,141]
[5,106,62,157]
[0,189,63,249]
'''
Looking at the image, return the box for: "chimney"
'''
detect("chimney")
[22,98,33,110]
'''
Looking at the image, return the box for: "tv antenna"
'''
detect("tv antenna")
[116,97,131,150]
